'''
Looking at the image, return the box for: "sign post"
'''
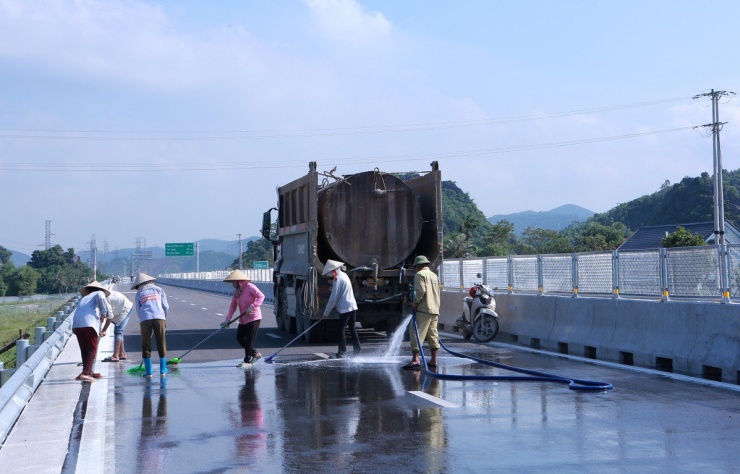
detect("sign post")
[165,243,194,257]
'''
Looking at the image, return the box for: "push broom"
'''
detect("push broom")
[127,311,245,374]
[264,315,327,363]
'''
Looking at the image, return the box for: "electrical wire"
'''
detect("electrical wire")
[0,126,696,172]
[0,96,691,141]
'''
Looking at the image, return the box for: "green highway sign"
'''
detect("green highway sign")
[166,242,194,256]
[253,260,269,269]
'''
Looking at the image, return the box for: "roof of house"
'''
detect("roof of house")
[618,221,740,251]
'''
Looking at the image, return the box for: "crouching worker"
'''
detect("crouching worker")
[404,255,440,370]
[132,273,169,378]
[222,270,265,368]
[74,281,112,382]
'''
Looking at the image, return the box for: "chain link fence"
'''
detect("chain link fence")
[441,244,740,302]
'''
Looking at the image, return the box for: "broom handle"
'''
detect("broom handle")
[175,310,246,360]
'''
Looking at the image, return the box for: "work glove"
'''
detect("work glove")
[220,321,229,329]
[246,305,254,314]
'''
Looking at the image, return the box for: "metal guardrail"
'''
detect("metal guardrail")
[159,269,273,283]
[0,297,79,446]
[441,244,740,303]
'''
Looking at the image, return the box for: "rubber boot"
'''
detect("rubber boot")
[160,357,168,377]
[143,358,153,378]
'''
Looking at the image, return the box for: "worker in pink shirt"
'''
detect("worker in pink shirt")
[222,270,265,368]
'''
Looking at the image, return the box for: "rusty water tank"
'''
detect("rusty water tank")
[317,171,423,269]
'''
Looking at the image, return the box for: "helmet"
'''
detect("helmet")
[469,286,477,298]
[413,255,431,266]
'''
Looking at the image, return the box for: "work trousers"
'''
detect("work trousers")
[140,319,167,359]
[237,319,261,362]
[409,311,440,353]
[337,310,361,354]
[74,327,99,376]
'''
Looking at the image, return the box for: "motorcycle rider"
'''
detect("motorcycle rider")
[403,255,440,370]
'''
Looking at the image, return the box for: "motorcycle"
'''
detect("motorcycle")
[456,283,500,342]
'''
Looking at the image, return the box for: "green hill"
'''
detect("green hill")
[592,171,739,230]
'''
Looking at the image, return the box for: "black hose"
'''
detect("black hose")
[411,312,613,392]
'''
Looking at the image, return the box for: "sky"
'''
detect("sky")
[1,0,739,256]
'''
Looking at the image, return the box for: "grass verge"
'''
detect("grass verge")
[0,298,71,368]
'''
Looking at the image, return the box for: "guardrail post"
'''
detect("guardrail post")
[571,252,579,297]
[56,310,65,322]
[719,244,730,303]
[612,250,620,299]
[35,327,45,345]
[537,254,544,296]
[507,255,514,294]
[46,317,56,332]
[15,339,29,366]
[660,248,670,301]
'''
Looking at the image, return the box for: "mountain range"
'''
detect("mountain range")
[487,204,595,235]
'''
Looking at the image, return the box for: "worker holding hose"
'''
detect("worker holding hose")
[403,255,440,370]
[222,270,265,368]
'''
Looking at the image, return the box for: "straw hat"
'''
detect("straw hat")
[223,269,250,282]
[81,280,111,297]
[413,255,431,267]
[322,259,344,276]
[131,272,156,290]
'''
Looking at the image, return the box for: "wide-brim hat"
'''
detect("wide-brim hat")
[322,259,344,276]
[131,272,156,290]
[223,269,250,282]
[81,280,111,297]
[413,255,431,266]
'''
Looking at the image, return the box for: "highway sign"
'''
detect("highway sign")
[253,260,269,269]
[166,243,194,256]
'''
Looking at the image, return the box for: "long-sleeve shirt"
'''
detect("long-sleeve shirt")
[73,291,112,335]
[135,283,169,322]
[227,281,265,325]
[413,267,440,315]
[107,290,134,325]
[324,271,358,316]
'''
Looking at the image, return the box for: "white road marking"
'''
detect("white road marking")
[216,313,224,316]
[201,307,208,310]
[408,391,457,408]
[266,333,282,339]
[314,353,330,359]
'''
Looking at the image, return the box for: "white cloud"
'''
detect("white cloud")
[304,0,392,46]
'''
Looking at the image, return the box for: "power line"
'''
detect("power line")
[0,126,696,172]
[0,96,691,141]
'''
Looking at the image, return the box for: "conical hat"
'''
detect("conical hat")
[322,259,344,276]
[81,280,111,297]
[223,269,250,282]
[131,272,156,290]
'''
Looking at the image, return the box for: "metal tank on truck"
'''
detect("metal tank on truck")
[261,161,442,342]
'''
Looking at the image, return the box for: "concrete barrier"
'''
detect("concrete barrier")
[157,278,275,303]
[439,290,740,384]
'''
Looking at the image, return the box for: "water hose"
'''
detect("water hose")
[264,315,327,363]
[410,311,613,392]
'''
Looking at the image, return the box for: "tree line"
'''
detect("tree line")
[0,245,97,296]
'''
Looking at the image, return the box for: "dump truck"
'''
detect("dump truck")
[261,161,442,342]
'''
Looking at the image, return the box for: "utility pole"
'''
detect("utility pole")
[238,233,243,270]
[45,220,53,250]
[90,234,97,281]
[694,88,736,303]
[195,241,200,273]
[693,89,735,245]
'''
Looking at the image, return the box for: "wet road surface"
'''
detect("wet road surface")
[2,284,738,473]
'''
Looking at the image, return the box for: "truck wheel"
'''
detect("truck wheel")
[276,286,288,332]
[473,315,499,343]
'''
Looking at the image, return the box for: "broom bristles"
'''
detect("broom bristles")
[126,364,145,374]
